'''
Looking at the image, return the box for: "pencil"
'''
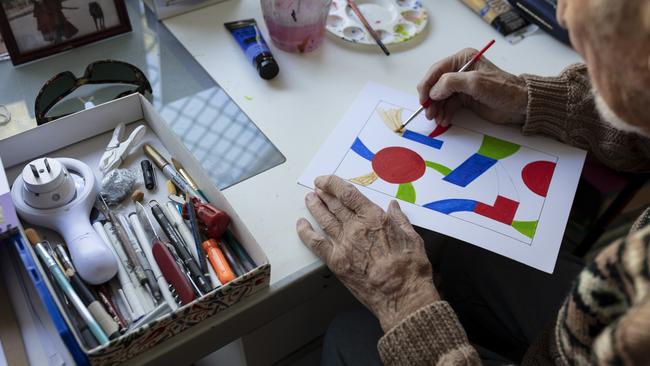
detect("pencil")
[347,0,390,56]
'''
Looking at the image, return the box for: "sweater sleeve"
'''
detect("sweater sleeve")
[521,64,650,173]
[377,301,482,366]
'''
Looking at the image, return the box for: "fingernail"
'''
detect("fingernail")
[306,192,317,201]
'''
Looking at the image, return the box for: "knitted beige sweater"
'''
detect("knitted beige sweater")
[377,64,650,365]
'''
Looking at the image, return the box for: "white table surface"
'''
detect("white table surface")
[163,0,583,285]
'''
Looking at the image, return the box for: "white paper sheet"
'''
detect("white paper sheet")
[299,83,586,273]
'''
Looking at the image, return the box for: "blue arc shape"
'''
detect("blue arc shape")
[424,199,478,214]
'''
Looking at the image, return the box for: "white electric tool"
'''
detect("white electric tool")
[11,157,118,284]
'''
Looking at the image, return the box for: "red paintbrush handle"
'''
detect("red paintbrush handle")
[420,39,494,109]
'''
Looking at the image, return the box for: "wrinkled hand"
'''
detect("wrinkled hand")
[417,48,529,126]
[297,175,439,332]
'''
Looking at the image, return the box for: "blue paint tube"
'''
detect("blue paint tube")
[225,19,280,80]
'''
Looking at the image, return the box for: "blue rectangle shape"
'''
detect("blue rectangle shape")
[402,130,443,149]
[351,138,375,161]
[444,153,497,187]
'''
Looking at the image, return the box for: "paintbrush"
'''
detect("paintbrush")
[397,39,496,132]
[347,0,390,56]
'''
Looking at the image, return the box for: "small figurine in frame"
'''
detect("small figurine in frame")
[0,0,131,65]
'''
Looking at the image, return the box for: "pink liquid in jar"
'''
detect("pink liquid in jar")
[262,0,332,53]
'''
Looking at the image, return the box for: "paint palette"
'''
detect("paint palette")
[326,0,428,45]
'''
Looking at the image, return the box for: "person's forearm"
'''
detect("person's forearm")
[377,301,482,366]
[521,64,650,173]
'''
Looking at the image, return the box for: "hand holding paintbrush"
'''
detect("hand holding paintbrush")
[398,39,496,132]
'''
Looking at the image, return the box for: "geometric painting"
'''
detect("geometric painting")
[300,84,585,272]
[335,101,557,244]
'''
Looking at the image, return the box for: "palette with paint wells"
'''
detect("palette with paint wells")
[326,0,428,45]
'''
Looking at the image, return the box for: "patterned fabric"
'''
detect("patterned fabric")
[378,302,481,366]
[88,264,270,365]
[555,224,650,366]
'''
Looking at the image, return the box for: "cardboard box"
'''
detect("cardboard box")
[0,94,270,365]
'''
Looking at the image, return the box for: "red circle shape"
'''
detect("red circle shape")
[372,147,426,184]
[522,161,556,197]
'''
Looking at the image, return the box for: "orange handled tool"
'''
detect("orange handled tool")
[202,239,235,284]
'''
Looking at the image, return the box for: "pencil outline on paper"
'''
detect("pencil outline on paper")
[338,102,558,245]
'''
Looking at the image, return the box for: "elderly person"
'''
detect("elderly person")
[297,0,650,365]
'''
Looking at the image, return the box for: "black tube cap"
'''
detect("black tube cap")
[258,58,279,80]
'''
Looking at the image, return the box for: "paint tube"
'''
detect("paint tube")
[225,19,280,80]
[460,0,538,44]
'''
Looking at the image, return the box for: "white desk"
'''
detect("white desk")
[7,1,584,364]
[139,0,582,364]
[163,0,581,285]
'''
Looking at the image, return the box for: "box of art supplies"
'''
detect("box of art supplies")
[0,93,271,365]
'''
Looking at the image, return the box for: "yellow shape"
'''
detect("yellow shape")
[378,108,405,134]
[350,172,378,186]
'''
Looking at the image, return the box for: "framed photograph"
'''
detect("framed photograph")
[0,0,131,65]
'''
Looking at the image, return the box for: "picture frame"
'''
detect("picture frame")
[0,0,131,65]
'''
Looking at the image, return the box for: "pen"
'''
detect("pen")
[220,239,246,277]
[25,229,109,345]
[52,243,120,338]
[117,214,162,302]
[130,205,179,310]
[150,200,212,295]
[398,39,496,131]
[223,231,256,272]
[103,221,156,313]
[143,144,201,198]
[172,159,201,196]
[186,196,208,274]
[96,222,146,321]
[171,158,210,202]
[45,247,100,348]
[164,201,201,264]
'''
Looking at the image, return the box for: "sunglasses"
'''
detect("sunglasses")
[35,60,153,125]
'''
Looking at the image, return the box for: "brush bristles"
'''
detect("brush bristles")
[25,228,41,246]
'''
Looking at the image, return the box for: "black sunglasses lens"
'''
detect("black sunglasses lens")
[88,62,140,83]
[36,74,76,115]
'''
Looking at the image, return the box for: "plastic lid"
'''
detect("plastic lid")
[258,58,279,80]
